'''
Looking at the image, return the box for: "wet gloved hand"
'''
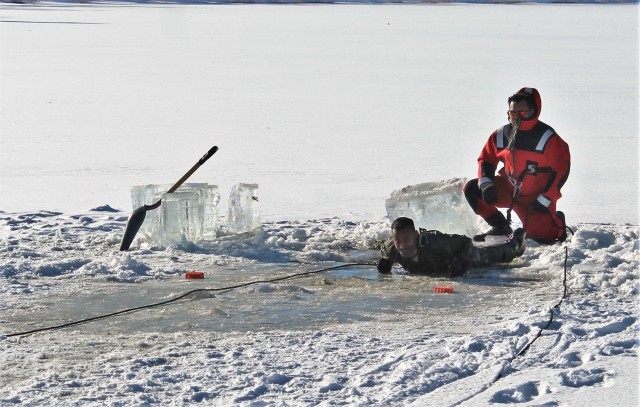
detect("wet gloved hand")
[376,258,393,274]
[480,182,498,205]
[449,257,470,277]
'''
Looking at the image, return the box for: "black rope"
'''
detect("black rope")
[492,238,572,383]
[509,245,568,359]
[3,262,375,338]
[453,236,572,406]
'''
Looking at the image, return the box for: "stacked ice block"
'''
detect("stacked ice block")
[130,183,221,246]
[130,182,260,246]
[160,190,203,247]
[129,183,171,238]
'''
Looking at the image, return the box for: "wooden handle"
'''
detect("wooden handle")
[167,146,218,194]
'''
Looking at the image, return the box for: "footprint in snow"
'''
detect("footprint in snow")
[489,381,549,403]
[552,351,584,369]
[591,316,636,338]
[599,339,637,356]
[560,367,609,388]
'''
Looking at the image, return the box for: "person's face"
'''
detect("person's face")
[392,227,418,259]
[508,100,534,125]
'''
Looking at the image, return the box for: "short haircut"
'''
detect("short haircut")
[508,92,536,111]
[391,217,415,231]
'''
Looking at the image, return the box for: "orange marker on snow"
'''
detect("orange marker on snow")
[185,271,205,279]
[434,286,454,294]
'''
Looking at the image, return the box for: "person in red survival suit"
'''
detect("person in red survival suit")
[463,87,570,244]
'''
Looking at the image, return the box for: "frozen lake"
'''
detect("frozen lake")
[0,4,638,406]
[1,2,638,225]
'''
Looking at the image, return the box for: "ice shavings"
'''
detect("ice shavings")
[35,258,92,277]
[105,254,152,282]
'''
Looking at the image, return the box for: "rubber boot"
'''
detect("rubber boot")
[470,228,526,267]
[510,228,527,257]
[556,211,567,242]
[474,211,512,242]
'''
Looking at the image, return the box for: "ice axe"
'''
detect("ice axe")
[119,146,219,251]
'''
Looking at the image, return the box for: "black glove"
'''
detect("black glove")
[376,258,393,274]
[480,182,498,205]
[449,257,470,277]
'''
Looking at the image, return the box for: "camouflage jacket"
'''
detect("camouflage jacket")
[379,229,473,277]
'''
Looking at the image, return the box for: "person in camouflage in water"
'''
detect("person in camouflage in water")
[377,217,526,276]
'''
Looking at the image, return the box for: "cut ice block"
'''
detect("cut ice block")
[203,185,221,240]
[385,178,478,237]
[160,191,203,247]
[129,184,170,237]
[177,183,220,240]
[226,183,260,234]
[130,182,221,245]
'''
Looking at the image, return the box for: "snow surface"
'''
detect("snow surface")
[0,2,638,406]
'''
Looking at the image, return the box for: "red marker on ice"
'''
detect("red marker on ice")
[434,286,454,294]
[185,271,205,279]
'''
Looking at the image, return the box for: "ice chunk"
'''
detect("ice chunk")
[159,191,203,247]
[172,183,220,241]
[130,183,221,246]
[226,183,261,234]
[385,178,478,237]
[202,185,221,240]
[129,184,170,237]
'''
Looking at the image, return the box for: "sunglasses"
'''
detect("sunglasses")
[507,110,530,118]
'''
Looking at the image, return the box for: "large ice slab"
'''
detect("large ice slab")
[385,178,478,237]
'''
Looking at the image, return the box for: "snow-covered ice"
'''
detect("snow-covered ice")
[0,212,637,405]
[0,2,638,406]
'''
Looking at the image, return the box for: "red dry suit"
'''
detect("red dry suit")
[466,87,571,243]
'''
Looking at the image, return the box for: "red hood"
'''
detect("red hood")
[516,87,541,131]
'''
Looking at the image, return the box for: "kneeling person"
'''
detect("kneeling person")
[377,217,526,276]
